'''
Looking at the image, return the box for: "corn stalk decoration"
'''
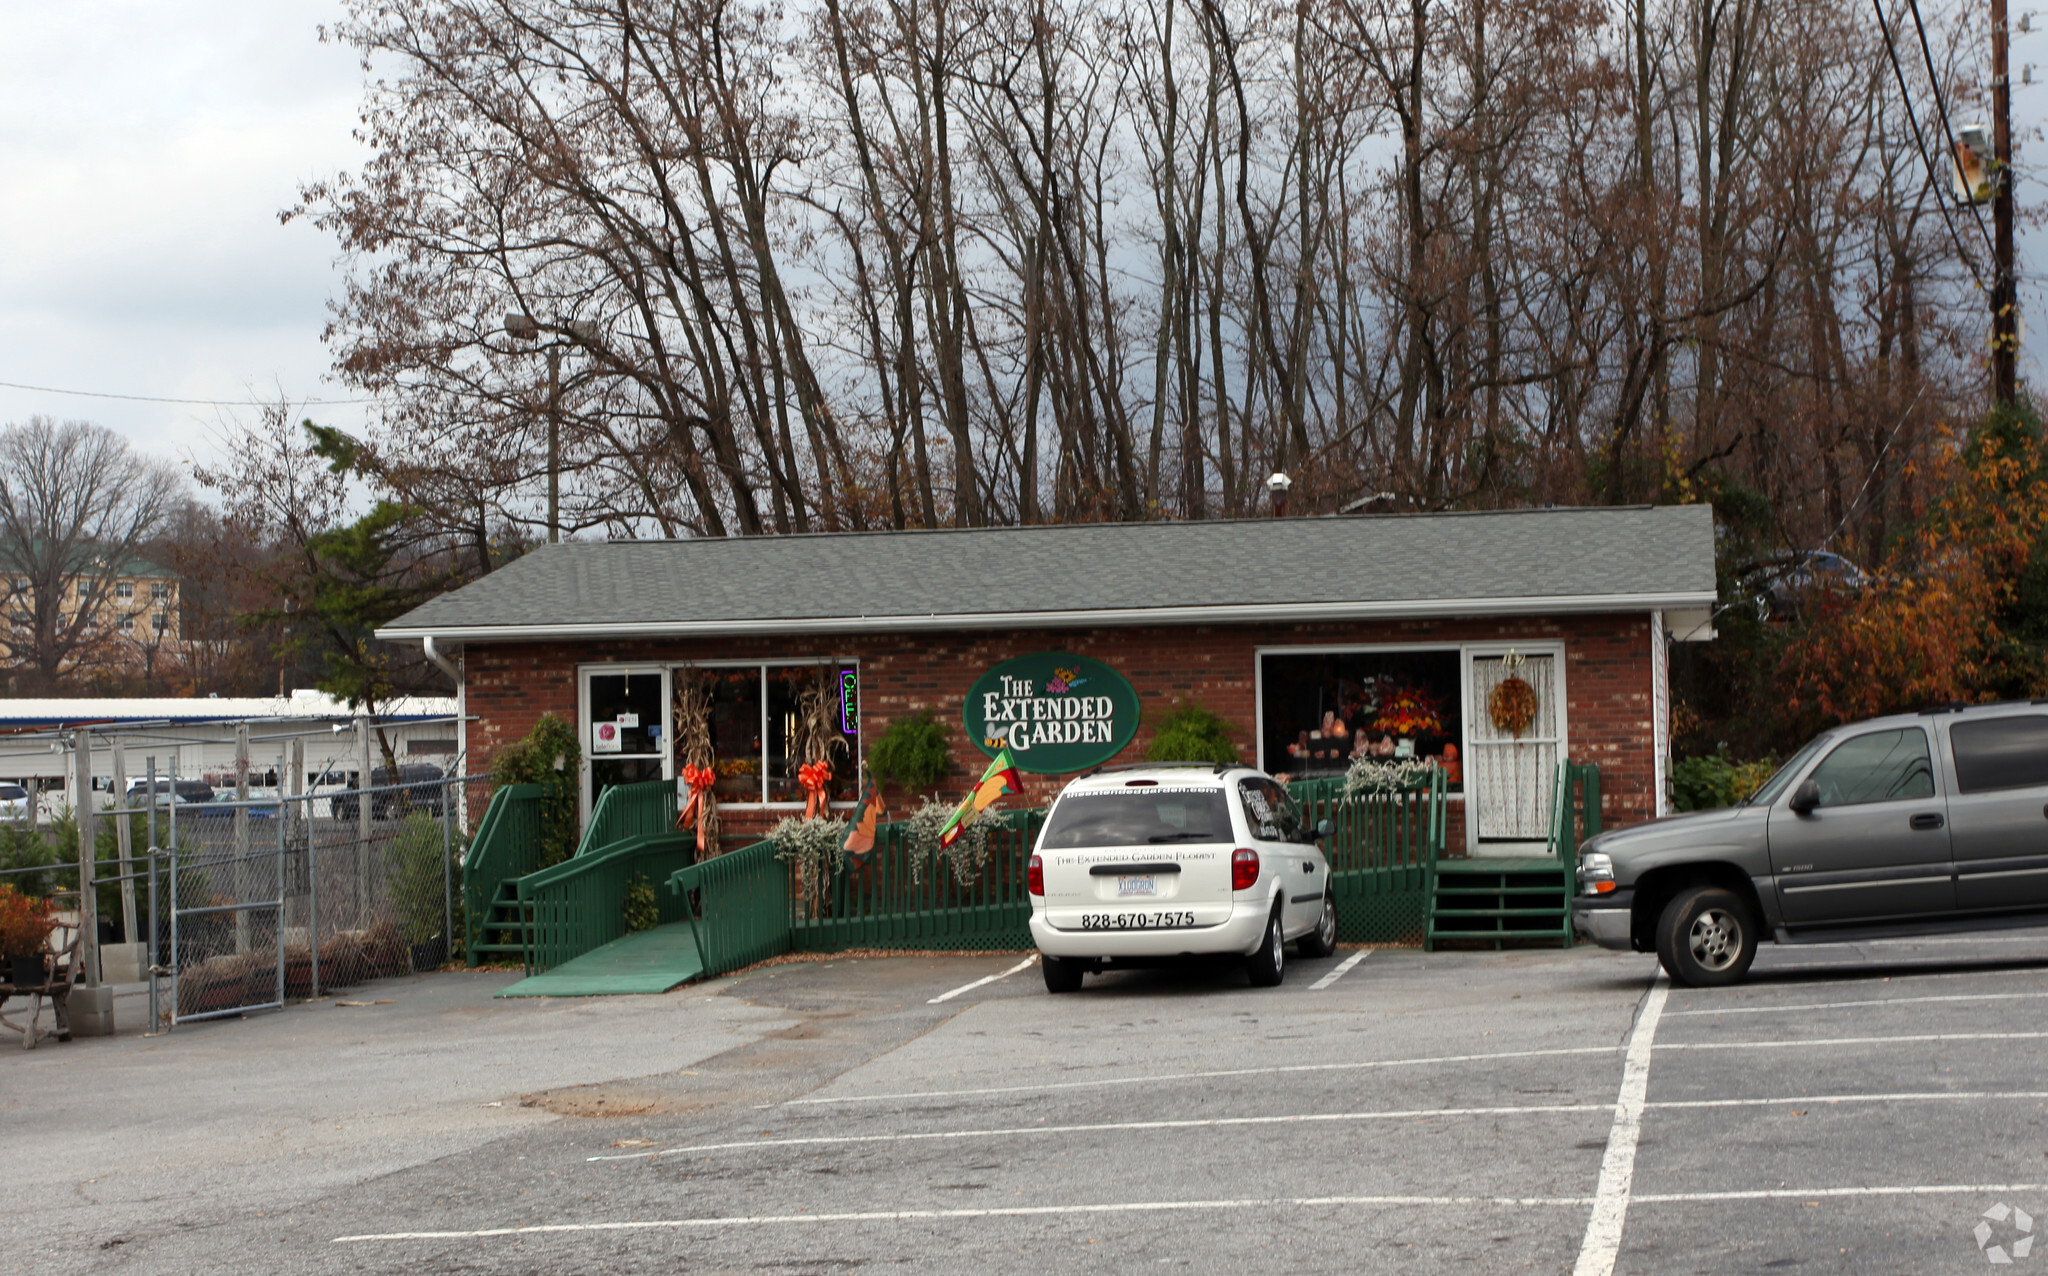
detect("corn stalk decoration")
[673,665,718,852]
[789,668,850,817]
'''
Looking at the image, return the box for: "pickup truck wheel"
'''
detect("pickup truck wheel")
[1245,907,1286,987]
[1297,893,1338,958]
[1041,954,1084,993]
[1655,886,1757,987]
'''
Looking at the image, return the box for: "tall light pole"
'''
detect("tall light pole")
[506,315,599,543]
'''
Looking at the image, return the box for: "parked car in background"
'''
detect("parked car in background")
[124,778,217,809]
[1027,763,1338,991]
[324,763,448,821]
[0,784,28,821]
[1739,550,1870,622]
[1573,700,2048,986]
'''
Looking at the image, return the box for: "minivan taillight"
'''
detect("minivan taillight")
[1027,854,1044,896]
[1231,848,1260,891]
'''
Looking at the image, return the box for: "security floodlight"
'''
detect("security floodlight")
[1266,471,1292,518]
[504,313,541,341]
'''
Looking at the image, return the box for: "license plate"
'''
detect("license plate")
[1116,875,1157,897]
[1079,911,1197,930]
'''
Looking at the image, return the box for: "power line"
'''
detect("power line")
[0,379,381,407]
[1872,0,1991,292]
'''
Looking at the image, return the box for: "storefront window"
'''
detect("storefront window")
[1259,650,1464,789]
[689,662,860,805]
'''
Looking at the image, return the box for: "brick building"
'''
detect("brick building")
[379,506,1717,854]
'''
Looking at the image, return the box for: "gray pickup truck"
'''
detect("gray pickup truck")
[1572,702,2048,986]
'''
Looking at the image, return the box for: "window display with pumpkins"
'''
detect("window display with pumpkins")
[1259,650,1464,789]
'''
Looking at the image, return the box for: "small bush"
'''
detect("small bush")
[383,813,458,944]
[1671,753,1778,812]
[0,882,56,957]
[490,713,582,866]
[1146,700,1240,765]
[623,872,658,933]
[868,711,951,793]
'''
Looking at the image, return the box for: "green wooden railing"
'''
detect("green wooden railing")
[791,808,1045,953]
[516,831,699,975]
[462,784,545,962]
[1546,760,1603,875]
[575,779,677,858]
[668,839,792,978]
[1289,771,1446,944]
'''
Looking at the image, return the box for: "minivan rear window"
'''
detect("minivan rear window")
[1952,715,2048,793]
[1039,790,1236,849]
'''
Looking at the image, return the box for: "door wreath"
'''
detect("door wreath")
[1487,653,1539,738]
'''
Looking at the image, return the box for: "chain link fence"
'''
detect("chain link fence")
[1,771,500,1029]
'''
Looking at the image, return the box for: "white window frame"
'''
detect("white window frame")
[666,658,864,812]
[1253,640,1570,854]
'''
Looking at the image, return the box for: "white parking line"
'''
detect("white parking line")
[334,1194,1597,1242]
[1634,1183,2048,1204]
[928,956,1038,1004]
[588,1101,1614,1161]
[1572,975,1668,1276]
[1665,990,2048,1018]
[1657,1030,2048,1052]
[1653,1090,2048,1110]
[784,1044,1623,1107]
[1310,949,1371,990]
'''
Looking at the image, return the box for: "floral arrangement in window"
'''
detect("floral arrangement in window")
[1372,682,1445,737]
[715,757,759,778]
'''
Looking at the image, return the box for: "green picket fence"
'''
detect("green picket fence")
[575,780,677,857]
[462,784,546,961]
[790,808,1045,953]
[667,838,790,977]
[1287,771,1445,944]
[516,831,698,975]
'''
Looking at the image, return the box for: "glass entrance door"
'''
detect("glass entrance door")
[583,667,671,817]
[1466,652,1561,855]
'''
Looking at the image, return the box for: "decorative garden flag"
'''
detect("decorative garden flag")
[938,747,1023,850]
[843,782,886,857]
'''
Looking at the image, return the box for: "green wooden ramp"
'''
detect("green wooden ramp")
[495,920,703,997]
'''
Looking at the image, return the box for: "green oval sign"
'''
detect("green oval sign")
[964,652,1141,774]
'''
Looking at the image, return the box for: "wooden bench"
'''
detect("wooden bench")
[0,919,79,1048]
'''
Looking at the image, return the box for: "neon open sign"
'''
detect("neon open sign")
[840,668,859,735]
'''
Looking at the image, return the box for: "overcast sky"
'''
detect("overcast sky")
[2,2,2047,483]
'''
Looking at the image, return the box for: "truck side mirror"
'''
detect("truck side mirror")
[1789,779,1820,815]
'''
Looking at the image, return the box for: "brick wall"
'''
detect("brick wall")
[462,612,1660,847]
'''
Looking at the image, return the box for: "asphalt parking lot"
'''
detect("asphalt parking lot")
[11,930,2048,1273]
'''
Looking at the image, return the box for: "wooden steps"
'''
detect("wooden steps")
[1426,856,1573,951]
[468,881,532,963]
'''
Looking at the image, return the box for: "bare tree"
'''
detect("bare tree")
[0,418,184,693]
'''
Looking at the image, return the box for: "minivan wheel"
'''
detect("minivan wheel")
[1655,886,1758,987]
[1298,893,1338,959]
[1041,954,1084,993]
[1245,908,1286,987]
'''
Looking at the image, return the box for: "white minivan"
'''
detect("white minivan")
[1027,763,1338,992]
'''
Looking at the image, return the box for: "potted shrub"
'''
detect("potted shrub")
[0,882,56,987]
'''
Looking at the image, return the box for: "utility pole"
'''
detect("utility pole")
[1994,0,2020,404]
[544,344,561,544]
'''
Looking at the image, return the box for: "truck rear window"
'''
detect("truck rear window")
[1039,790,1235,849]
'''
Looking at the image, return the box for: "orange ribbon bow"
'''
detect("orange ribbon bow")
[797,760,832,819]
[677,763,717,852]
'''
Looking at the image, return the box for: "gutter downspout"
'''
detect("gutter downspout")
[422,634,461,687]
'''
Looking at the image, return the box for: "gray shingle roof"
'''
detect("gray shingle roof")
[378,505,1717,641]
